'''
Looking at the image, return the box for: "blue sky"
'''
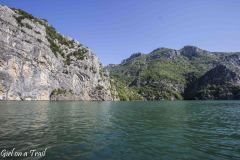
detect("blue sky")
[1,0,240,64]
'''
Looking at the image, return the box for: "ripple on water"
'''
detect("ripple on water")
[0,101,239,160]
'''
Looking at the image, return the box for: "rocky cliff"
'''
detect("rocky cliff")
[184,65,240,100]
[0,5,118,100]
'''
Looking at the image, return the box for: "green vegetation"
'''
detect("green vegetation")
[107,46,240,100]
[138,86,183,100]
[64,48,87,65]
[65,55,71,65]
[24,40,31,44]
[13,8,45,27]
[13,9,34,24]
[37,39,42,43]
[96,84,104,90]
[35,30,41,34]
[20,29,26,33]
[45,25,75,48]
[12,7,240,100]
[13,8,83,59]
[51,88,73,96]
[47,37,63,58]
[45,25,71,58]
[110,79,143,101]
[194,85,240,100]
[24,23,32,29]
[190,83,240,100]
[44,24,87,59]
[72,48,87,60]
[107,51,189,100]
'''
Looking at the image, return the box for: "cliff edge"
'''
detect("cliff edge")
[0,5,118,100]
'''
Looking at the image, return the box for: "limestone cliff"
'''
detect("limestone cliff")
[0,5,118,100]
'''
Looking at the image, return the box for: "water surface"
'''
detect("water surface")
[0,101,239,160]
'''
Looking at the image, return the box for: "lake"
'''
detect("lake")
[0,101,239,160]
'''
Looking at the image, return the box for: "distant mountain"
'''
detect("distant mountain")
[107,46,240,100]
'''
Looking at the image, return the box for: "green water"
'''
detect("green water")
[0,101,239,160]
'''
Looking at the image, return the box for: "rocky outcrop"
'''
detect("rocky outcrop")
[147,48,180,61]
[185,65,240,100]
[0,5,119,100]
[222,54,240,73]
[180,45,211,59]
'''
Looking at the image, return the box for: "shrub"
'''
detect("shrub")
[72,48,87,60]
[51,88,73,96]
[24,40,31,44]
[37,39,42,43]
[96,85,104,90]
[35,30,41,34]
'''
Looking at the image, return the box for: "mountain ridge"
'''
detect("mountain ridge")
[107,46,240,100]
[0,4,239,101]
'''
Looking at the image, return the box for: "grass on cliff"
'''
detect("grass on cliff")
[65,48,88,65]
[13,8,86,60]
[51,89,73,96]
[13,8,45,27]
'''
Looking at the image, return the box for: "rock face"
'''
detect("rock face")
[185,65,240,100]
[180,45,210,59]
[0,5,118,100]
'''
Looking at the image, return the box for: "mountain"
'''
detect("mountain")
[0,5,118,100]
[184,65,240,100]
[1,5,239,101]
[107,46,240,100]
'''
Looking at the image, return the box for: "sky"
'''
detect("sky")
[0,0,240,65]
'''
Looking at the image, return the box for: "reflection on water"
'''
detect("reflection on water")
[0,101,240,160]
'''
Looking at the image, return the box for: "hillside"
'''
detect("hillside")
[107,46,240,100]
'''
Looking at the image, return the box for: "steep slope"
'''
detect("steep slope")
[0,5,118,100]
[107,46,240,100]
[185,65,240,100]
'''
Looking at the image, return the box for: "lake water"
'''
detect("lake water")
[0,101,239,160]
